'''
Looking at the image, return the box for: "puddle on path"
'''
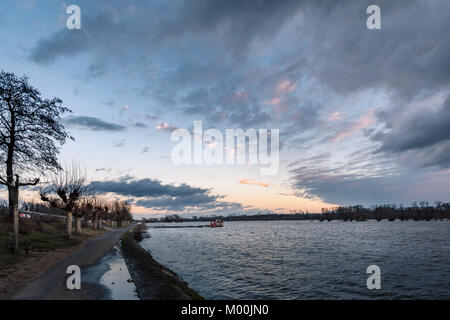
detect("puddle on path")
[83,244,138,300]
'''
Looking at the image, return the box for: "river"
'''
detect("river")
[141,220,450,299]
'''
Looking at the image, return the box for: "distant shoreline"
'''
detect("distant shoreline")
[144,203,450,223]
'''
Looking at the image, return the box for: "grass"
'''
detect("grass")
[102,222,127,229]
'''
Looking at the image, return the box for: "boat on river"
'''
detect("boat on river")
[209,219,224,228]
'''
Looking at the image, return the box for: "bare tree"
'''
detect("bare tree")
[119,201,132,226]
[82,195,108,230]
[73,196,91,234]
[0,71,72,251]
[40,163,86,238]
[111,200,132,227]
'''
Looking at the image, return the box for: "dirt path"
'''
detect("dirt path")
[12,226,134,300]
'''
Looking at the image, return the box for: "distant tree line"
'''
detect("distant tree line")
[144,202,450,223]
[319,202,450,221]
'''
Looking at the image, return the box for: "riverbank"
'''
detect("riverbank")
[121,223,203,300]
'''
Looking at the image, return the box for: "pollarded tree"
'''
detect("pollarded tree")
[0,71,72,251]
[80,195,108,230]
[40,163,86,238]
[82,195,107,230]
[112,200,132,227]
[94,198,109,230]
[75,196,95,234]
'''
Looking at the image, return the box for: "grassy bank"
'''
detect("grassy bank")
[0,214,104,267]
[121,223,203,300]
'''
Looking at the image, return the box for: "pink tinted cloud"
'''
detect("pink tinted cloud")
[266,97,282,106]
[331,110,375,142]
[239,179,270,188]
[276,79,297,94]
[156,122,178,132]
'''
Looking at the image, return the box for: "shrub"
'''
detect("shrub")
[19,218,39,235]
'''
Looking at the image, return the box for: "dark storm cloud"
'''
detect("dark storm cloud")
[133,122,148,129]
[400,142,450,169]
[374,96,450,152]
[30,28,90,65]
[135,194,243,212]
[31,0,303,62]
[289,164,450,206]
[372,95,450,168]
[30,1,450,99]
[64,115,126,132]
[290,165,395,204]
[87,178,210,198]
[287,147,411,205]
[298,0,450,100]
[87,177,243,212]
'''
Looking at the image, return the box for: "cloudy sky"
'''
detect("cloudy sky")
[1,0,449,217]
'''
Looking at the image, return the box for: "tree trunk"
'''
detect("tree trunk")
[66,211,73,238]
[8,186,19,251]
[75,216,82,234]
[93,215,98,230]
[98,218,102,230]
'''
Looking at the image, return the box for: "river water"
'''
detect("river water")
[141,220,450,299]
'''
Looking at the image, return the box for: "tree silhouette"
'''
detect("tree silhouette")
[0,71,72,250]
[83,195,108,230]
[40,163,86,238]
[74,196,94,234]
[111,200,132,227]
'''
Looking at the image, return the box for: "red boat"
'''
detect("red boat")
[209,219,224,228]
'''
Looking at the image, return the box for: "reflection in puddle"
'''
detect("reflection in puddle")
[100,245,138,300]
[84,244,138,300]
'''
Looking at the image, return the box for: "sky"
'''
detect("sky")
[0,0,449,217]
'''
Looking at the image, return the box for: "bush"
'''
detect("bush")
[0,210,10,224]
[0,220,12,235]
[19,218,39,235]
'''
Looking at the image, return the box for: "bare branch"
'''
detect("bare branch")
[18,177,39,187]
